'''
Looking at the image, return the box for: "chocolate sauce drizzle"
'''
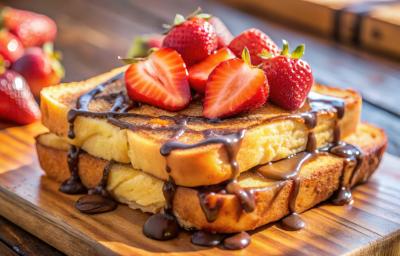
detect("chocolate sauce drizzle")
[61,71,366,250]
[59,145,87,194]
[75,160,118,214]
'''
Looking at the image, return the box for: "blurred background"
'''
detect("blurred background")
[2,0,400,156]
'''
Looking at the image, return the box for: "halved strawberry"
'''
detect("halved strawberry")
[203,49,268,119]
[188,47,235,94]
[125,48,191,111]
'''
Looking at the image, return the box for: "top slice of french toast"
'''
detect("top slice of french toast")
[40,66,362,187]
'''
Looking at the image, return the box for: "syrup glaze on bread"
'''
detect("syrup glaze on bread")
[40,67,362,187]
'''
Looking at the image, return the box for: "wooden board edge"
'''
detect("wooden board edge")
[0,186,117,256]
[347,229,400,256]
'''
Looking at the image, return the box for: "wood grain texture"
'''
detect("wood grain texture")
[0,216,63,256]
[0,242,18,256]
[0,123,399,255]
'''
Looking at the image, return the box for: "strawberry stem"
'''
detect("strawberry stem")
[187,7,202,19]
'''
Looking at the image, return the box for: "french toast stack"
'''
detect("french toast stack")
[35,10,386,250]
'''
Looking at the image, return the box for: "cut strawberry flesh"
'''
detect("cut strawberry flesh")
[203,58,268,119]
[125,48,191,111]
[188,48,235,94]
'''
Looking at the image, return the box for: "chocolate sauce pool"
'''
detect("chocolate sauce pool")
[75,161,118,214]
[59,71,366,250]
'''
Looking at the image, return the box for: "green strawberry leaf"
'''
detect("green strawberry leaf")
[173,14,185,26]
[118,56,146,64]
[127,36,148,58]
[0,55,5,74]
[258,49,273,60]
[196,13,212,20]
[281,39,289,56]
[241,47,252,66]
[291,44,305,59]
[43,42,54,56]
[43,42,65,79]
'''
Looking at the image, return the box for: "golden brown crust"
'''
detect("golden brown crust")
[174,124,387,232]
[36,123,386,233]
[36,143,108,188]
[40,66,128,136]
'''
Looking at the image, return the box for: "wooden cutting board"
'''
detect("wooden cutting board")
[0,123,399,256]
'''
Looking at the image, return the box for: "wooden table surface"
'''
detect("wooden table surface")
[0,0,399,255]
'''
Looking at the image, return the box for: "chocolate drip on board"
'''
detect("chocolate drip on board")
[59,145,87,194]
[327,142,363,205]
[191,231,225,247]
[142,116,188,241]
[75,160,118,214]
[143,177,180,240]
[62,72,131,196]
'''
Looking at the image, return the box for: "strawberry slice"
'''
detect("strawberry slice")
[188,47,235,94]
[125,48,191,111]
[203,49,268,119]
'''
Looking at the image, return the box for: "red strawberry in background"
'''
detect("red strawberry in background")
[2,7,57,47]
[208,17,233,49]
[228,28,280,65]
[188,47,236,94]
[203,48,268,119]
[127,34,165,58]
[162,12,217,66]
[261,40,314,110]
[0,68,40,125]
[12,43,64,97]
[0,30,24,65]
[125,48,191,111]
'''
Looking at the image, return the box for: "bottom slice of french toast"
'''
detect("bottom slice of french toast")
[35,123,386,233]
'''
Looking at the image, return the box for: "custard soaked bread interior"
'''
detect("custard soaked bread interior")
[36,123,386,232]
[40,67,362,186]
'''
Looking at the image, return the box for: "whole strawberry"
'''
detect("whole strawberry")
[162,12,217,66]
[229,28,280,65]
[262,40,314,110]
[0,69,40,124]
[12,43,64,97]
[208,17,233,49]
[0,30,24,65]
[2,7,57,47]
